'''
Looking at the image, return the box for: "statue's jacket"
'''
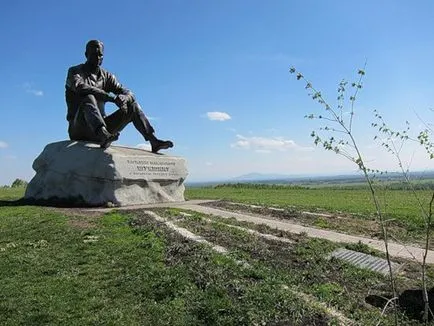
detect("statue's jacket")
[65,63,132,121]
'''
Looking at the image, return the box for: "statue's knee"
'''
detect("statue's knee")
[127,101,141,115]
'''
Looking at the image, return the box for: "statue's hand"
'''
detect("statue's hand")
[115,94,129,112]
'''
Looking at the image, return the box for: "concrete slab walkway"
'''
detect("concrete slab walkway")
[173,203,434,264]
[88,199,434,264]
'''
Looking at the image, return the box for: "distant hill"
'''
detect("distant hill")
[231,173,296,182]
[232,171,434,183]
[186,170,434,188]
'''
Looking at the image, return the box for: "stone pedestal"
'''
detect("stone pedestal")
[25,141,188,207]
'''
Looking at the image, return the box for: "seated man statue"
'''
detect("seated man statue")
[65,39,173,152]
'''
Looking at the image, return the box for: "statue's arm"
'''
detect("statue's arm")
[66,67,115,102]
[106,72,135,102]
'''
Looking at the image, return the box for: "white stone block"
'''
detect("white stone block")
[25,141,188,206]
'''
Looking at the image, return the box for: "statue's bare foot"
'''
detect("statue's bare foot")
[151,139,174,153]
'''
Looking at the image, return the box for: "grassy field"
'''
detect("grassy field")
[0,186,28,200]
[186,184,433,236]
[1,186,433,325]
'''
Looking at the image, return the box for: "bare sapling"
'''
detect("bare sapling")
[289,65,399,324]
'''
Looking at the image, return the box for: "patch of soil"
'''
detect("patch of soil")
[175,216,379,292]
[49,207,102,229]
[67,218,97,229]
[366,287,434,322]
[48,207,106,218]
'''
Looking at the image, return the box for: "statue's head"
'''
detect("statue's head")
[85,40,104,69]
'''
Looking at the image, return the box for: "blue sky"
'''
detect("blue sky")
[0,0,433,185]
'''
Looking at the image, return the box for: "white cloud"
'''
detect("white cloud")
[206,111,231,121]
[136,143,152,151]
[29,90,44,96]
[23,82,44,96]
[205,161,213,166]
[230,134,313,152]
[0,141,8,149]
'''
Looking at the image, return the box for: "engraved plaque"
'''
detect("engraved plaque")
[116,156,187,180]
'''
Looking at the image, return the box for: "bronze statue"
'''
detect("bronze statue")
[65,40,173,152]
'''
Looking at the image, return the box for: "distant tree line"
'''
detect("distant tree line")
[1,178,28,188]
[214,183,309,190]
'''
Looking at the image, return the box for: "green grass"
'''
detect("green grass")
[0,188,332,325]
[1,208,164,324]
[0,186,26,200]
[1,186,432,325]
